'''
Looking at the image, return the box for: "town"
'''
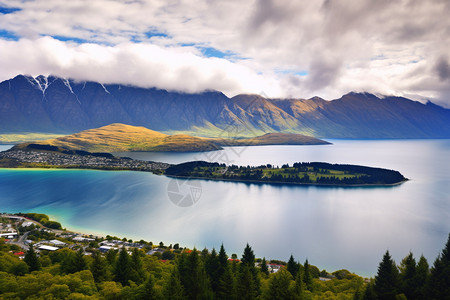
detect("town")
[0,148,170,172]
[0,213,286,273]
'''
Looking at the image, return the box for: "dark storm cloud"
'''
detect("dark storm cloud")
[435,56,450,81]
[305,57,342,91]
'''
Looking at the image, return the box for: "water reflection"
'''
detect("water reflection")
[1,140,449,276]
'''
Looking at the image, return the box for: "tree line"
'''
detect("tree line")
[0,233,449,299]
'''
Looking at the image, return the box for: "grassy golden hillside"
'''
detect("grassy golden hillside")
[24,123,221,152]
[0,133,66,144]
[14,123,330,153]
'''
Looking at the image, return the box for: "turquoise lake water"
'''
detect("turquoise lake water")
[0,140,449,276]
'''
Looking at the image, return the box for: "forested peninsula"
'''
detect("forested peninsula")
[164,161,408,186]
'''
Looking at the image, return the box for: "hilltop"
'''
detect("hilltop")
[14,123,221,152]
[14,123,329,153]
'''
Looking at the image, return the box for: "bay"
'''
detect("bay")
[1,139,449,276]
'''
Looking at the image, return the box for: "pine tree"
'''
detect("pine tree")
[139,274,159,300]
[236,265,256,300]
[260,257,269,276]
[399,252,416,299]
[106,248,118,266]
[73,248,87,272]
[90,250,108,282]
[429,233,450,300]
[287,254,298,277]
[239,243,260,297]
[373,250,400,300]
[291,269,304,299]
[363,280,377,300]
[180,248,213,300]
[130,248,145,285]
[205,248,220,292]
[61,250,77,274]
[216,264,236,300]
[115,247,131,286]
[303,259,312,291]
[217,244,228,279]
[241,243,255,267]
[163,267,185,300]
[24,244,41,272]
[414,255,429,299]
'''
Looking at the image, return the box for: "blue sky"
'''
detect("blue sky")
[0,0,449,106]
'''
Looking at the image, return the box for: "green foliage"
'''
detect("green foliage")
[178,248,213,300]
[0,236,448,300]
[398,252,417,299]
[266,268,293,299]
[238,243,260,297]
[20,213,63,229]
[114,247,131,286]
[374,250,400,300]
[333,269,353,280]
[292,270,304,299]
[236,265,257,300]
[138,274,159,299]
[414,255,430,299]
[303,259,313,291]
[90,250,108,283]
[429,233,450,300]
[74,248,88,273]
[130,248,146,285]
[24,244,41,272]
[161,249,175,260]
[216,264,236,300]
[163,267,185,300]
[260,257,269,276]
[287,254,299,277]
[165,161,406,185]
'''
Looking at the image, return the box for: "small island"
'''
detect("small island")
[164,161,408,186]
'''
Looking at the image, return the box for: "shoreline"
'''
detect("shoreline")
[0,166,408,187]
[165,174,409,187]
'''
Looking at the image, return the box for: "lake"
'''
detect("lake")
[1,139,449,276]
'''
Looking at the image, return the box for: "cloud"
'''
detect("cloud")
[0,37,282,97]
[435,56,450,81]
[0,0,449,106]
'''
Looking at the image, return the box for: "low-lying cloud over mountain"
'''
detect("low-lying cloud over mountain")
[0,0,449,107]
[1,75,449,138]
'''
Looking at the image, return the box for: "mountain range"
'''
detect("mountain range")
[1,74,449,138]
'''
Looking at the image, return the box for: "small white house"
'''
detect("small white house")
[38,245,59,251]
[99,245,118,253]
[49,239,67,247]
[73,236,95,242]
[0,232,18,238]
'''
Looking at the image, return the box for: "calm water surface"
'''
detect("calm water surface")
[1,140,449,276]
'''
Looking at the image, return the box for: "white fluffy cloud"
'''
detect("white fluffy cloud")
[0,0,449,106]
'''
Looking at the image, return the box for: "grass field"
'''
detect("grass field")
[0,133,66,144]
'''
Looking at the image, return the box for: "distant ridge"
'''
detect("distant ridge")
[0,74,449,138]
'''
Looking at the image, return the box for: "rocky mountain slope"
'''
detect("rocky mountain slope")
[1,75,449,138]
